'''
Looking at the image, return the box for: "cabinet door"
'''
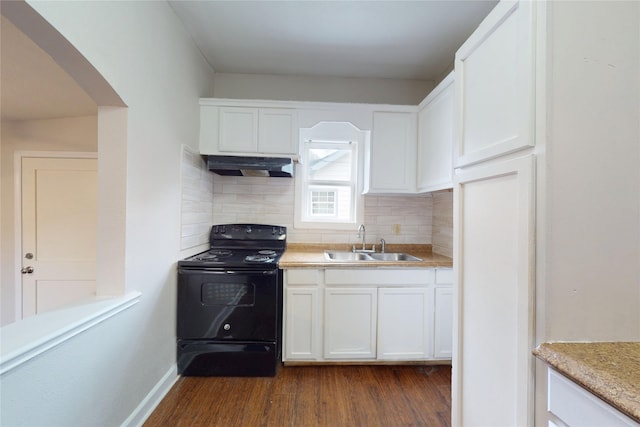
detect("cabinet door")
[417,72,454,193]
[324,288,377,359]
[434,286,453,359]
[258,108,298,155]
[453,155,535,427]
[454,0,535,167]
[377,288,430,360]
[285,287,320,361]
[365,111,417,194]
[218,107,258,153]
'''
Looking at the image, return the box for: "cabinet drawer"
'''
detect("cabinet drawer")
[325,269,433,286]
[548,369,638,426]
[285,269,321,286]
[435,268,453,284]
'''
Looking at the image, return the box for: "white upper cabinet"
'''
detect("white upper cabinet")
[364,111,418,194]
[417,72,455,192]
[218,107,259,153]
[454,0,535,167]
[200,102,298,157]
[258,108,298,154]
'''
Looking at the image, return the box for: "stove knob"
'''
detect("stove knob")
[223,323,231,331]
[246,225,252,233]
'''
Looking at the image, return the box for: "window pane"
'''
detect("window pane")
[307,148,352,182]
[308,185,352,221]
[311,191,336,215]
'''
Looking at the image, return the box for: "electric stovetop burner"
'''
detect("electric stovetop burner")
[190,249,233,262]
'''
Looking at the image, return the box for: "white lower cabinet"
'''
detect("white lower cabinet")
[324,288,377,359]
[283,267,452,363]
[547,368,639,426]
[377,287,431,360]
[285,287,320,360]
[433,268,454,359]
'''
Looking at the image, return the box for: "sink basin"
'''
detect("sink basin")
[324,251,374,261]
[324,251,422,262]
[368,252,423,261]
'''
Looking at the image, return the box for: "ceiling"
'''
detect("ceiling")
[1,1,497,122]
[169,1,497,80]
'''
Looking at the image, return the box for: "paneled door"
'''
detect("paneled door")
[453,155,535,427]
[21,157,98,318]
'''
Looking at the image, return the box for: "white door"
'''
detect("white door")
[21,157,98,318]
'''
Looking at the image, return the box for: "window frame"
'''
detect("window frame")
[294,122,367,231]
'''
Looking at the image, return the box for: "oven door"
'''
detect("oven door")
[177,267,279,341]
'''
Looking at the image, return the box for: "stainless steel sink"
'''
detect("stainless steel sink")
[324,251,374,261]
[324,251,422,262]
[368,252,422,261]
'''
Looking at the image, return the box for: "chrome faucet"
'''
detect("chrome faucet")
[358,224,366,251]
[380,238,386,253]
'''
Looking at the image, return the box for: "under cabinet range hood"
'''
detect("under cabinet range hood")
[206,155,294,177]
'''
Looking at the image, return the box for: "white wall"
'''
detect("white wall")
[543,0,640,342]
[0,1,214,426]
[0,116,98,326]
[213,72,434,105]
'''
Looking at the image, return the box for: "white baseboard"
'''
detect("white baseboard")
[122,364,179,427]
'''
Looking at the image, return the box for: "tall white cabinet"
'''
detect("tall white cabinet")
[452,1,536,426]
[452,1,640,426]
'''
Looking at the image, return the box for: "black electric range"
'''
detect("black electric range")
[177,224,286,376]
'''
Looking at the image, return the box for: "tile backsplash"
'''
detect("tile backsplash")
[210,174,437,246]
[432,190,453,258]
[180,146,214,249]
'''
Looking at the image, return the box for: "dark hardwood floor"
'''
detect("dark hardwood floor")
[144,364,451,427]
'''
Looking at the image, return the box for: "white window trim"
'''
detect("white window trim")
[294,122,367,231]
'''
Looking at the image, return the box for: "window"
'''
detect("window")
[295,122,367,229]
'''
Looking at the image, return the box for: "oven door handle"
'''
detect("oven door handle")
[179,268,277,276]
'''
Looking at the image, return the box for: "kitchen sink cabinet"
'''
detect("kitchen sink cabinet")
[417,72,455,193]
[377,287,431,360]
[200,103,298,156]
[324,288,377,359]
[283,267,452,363]
[364,111,418,194]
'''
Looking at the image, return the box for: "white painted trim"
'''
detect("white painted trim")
[417,70,455,110]
[122,364,179,427]
[0,291,141,375]
[12,151,98,323]
[199,97,419,113]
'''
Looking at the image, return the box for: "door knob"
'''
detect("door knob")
[21,266,34,274]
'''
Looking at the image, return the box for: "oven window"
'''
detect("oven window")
[201,282,255,306]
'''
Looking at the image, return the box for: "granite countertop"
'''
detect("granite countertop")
[279,243,453,269]
[533,342,640,422]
